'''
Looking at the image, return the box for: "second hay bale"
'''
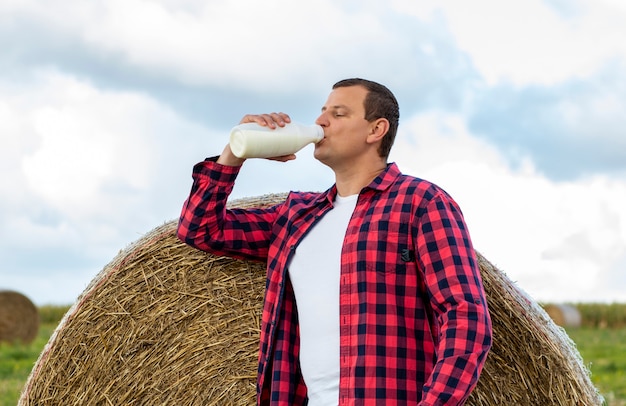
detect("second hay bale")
[20,193,602,405]
[0,290,39,344]
[543,303,582,328]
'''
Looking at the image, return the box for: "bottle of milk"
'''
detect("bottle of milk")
[229,122,324,159]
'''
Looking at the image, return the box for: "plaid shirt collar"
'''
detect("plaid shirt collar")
[317,162,402,205]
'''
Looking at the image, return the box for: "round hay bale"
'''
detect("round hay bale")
[20,193,603,405]
[467,256,601,405]
[543,303,582,328]
[0,290,39,344]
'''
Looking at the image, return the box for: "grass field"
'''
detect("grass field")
[0,323,55,406]
[567,327,626,406]
[1,309,625,405]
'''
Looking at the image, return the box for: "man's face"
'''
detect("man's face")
[313,85,372,168]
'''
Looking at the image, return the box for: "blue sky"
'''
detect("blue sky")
[1,0,625,305]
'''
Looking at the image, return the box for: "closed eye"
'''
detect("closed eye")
[321,105,351,118]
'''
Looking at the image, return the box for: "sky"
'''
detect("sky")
[1,0,625,305]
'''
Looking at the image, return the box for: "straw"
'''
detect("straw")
[20,193,603,405]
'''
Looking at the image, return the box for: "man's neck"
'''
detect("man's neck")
[334,162,387,197]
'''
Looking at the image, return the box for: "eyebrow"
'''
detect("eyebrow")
[321,105,351,112]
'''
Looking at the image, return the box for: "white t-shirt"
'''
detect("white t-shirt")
[288,194,358,406]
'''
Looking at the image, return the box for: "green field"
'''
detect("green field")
[567,327,626,406]
[1,307,625,405]
[0,323,55,406]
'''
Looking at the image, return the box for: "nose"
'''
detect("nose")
[315,111,328,127]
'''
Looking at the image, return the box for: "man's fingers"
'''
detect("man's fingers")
[267,154,296,162]
[239,112,291,128]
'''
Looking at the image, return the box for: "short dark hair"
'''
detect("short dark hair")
[332,78,400,158]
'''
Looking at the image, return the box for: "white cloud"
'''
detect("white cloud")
[0,70,221,302]
[1,0,398,92]
[20,72,155,217]
[5,0,625,90]
[391,111,626,302]
[392,0,626,86]
[0,0,476,102]
[0,103,35,206]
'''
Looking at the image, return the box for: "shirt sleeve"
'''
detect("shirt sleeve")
[176,158,277,262]
[415,191,492,405]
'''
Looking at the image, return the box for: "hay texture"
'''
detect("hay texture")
[20,193,602,405]
[0,290,39,344]
[466,256,601,405]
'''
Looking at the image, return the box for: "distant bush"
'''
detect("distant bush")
[574,303,626,329]
[38,305,71,325]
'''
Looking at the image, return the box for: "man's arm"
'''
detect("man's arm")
[177,112,297,261]
[416,191,492,405]
[176,157,279,262]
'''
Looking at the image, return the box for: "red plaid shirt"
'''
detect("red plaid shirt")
[177,159,492,405]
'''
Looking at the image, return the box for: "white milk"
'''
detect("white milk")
[229,122,324,158]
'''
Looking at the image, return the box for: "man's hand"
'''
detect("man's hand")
[217,112,296,165]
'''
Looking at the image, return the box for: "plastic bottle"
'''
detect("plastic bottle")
[229,122,324,159]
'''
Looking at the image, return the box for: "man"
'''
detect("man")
[177,78,492,405]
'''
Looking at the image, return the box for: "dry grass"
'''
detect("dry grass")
[468,254,602,405]
[20,193,603,405]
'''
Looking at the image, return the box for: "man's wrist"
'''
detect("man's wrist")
[217,145,245,166]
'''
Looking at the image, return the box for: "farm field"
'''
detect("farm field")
[1,306,625,405]
[0,323,55,406]
[567,327,626,406]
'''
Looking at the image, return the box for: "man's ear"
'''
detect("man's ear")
[367,118,389,144]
